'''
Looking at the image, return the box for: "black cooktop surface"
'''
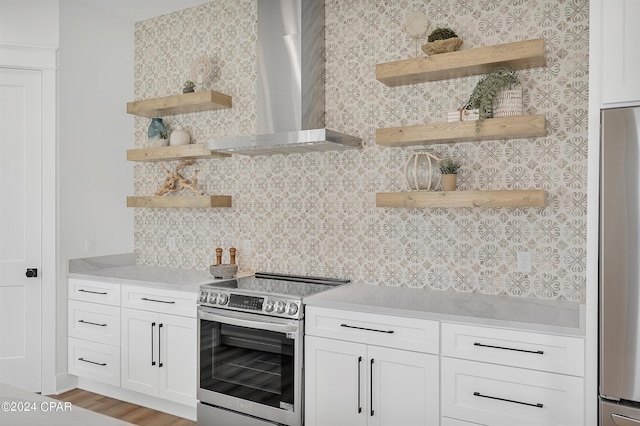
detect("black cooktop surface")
[203,272,349,299]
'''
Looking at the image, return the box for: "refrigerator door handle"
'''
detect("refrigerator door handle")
[612,414,640,426]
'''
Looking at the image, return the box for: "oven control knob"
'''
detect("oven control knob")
[208,293,218,304]
[264,300,275,312]
[199,291,208,303]
[286,303,299,316]
[275,300,286,314]
[217,293,229,305]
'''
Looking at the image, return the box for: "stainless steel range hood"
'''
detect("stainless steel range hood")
[206,0,361,156]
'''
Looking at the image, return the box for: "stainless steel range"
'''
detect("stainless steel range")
[197,272,348,426]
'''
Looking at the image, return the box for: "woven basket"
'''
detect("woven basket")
[209,264,238,279]
[421,37,463,55]
[493,87,523,118]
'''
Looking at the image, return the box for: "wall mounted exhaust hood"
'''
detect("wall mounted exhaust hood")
[206,0,361,156]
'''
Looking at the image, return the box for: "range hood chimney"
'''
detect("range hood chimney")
[206,0,361,155]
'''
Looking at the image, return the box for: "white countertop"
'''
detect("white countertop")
[69,254,584,336]
[67,253,237,293]
[0,384,133,425]
[304,282,585,337]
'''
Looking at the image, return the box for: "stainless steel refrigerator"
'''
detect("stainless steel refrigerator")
[600,106,640,425]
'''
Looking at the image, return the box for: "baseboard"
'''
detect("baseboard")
[77,378,196,421]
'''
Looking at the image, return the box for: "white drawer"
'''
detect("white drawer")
[441,322,584,376]
[121,285,197,318]
[68,337,120,387]
[441,358,584,426]
[69,278,120,306]
[68,300,120,346]
[305,306,439,354]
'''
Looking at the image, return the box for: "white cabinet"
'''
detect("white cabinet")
[68,279,122,386]
[440,322,584,426]
[120,285,197,407]
[305,307,439,426]
[601,0,640,106]
[68,278,197,409]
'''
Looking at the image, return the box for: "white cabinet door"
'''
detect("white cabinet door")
[369,345,439,426]
[305,336,367,426]
[602,0,640,105]
[121,308,159,395]
[157,313,197,406]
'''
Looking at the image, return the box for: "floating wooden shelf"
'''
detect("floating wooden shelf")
[376,190,547,208]
[126,144,230,162]
[376,114,546,147]
[126,196,232,208]
[376,38,546,87]
[126,90,232,118]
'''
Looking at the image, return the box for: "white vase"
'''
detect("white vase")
[169,126,191,146]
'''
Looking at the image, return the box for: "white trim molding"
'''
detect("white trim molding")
[1,43,59,396]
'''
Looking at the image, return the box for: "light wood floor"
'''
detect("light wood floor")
[50,388,196,426]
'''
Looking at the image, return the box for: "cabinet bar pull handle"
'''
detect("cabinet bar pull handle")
[141,297,176,304]
[473,342,544,355]
[78,319,107,327]
[341,324,394,334]
[158,323,163,367]
[78,357,106,366]
[151,322,156,366]
[473,391,543,408]
[370,358,375,416]
[78,289,107,295]
[357,356,362,413]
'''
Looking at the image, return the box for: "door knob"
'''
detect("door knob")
[26,268,38,278]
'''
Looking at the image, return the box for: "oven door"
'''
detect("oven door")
[198,306,303,426]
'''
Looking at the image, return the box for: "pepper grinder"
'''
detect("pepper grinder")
[215,247,223,265]
[229,247,236,265]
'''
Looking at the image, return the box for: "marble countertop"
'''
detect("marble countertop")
[69,254,584,336]
[0,384,133,425]
[67,253,236,293]
[304,282,585,337]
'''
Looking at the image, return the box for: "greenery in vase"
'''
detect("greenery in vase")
[464,67,520,132]
[427,27,458,42]
[183,80,196,89]
[439,158,461,175]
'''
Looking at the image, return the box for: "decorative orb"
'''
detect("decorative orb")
[404,150,442,191]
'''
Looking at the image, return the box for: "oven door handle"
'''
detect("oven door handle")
[199,311,298,334]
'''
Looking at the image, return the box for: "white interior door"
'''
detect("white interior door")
[0,67,42,392]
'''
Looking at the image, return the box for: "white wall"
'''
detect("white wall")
[57,0,134,375]
[0,0,59,47]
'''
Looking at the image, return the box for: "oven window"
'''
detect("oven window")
[200,319,295,410]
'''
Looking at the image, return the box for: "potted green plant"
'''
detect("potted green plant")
[183,80,196,94]
[464,67,522,132]
[439,157,461,191]
[421,27,463,55]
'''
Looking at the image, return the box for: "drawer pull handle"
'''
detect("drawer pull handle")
[141,297,176,304]
[473,342,544,355]
[78,357,106,367]
[78,289,107,295]
[78,319,107,327]
[340,324,394,334]
[473,391,543,408]
[611,413,640,425]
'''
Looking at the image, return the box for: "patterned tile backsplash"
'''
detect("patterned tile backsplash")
[133,0,589,301]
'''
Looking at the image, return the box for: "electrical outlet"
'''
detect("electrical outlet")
[85,237,95,254]
[243,239,252,256]
[516,251,532,273]
[167,236,176,251]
